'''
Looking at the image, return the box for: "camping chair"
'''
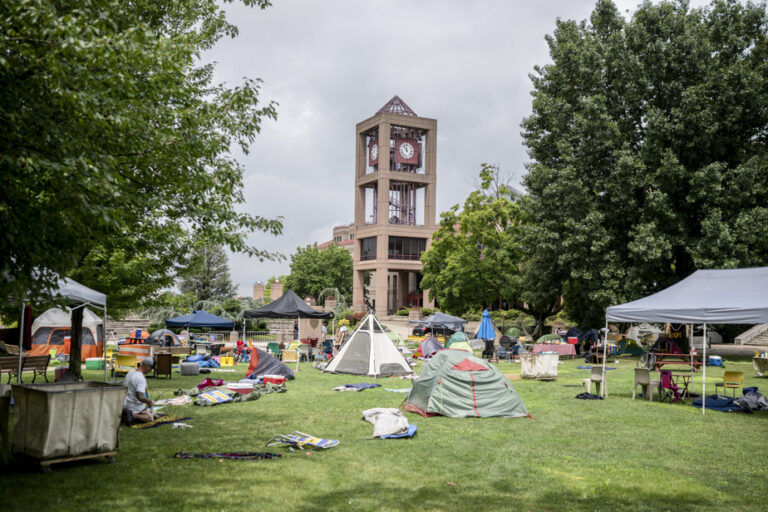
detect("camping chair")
[583,366,607,396]
[281,349,299,371]
[715,371,744,398]
[265,431,339,450]
[266,342,281,358]
[482,339,497,362]
[297,343,311,362]
[113,354,138,377]
[659,370,682,403]
[632,368,660,401]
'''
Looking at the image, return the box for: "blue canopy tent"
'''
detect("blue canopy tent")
[166,310,234,330]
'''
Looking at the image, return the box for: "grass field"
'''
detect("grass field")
[2,354,767,511]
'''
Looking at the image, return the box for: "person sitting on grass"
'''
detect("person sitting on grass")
[122,357,155,424]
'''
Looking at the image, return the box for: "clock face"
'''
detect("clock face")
[371,144,378,160]
[399,142,414,159]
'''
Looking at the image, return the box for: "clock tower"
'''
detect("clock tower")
[352,96,437,316]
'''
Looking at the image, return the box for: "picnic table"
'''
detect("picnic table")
[531,344,576,358]
[654,353,702,372]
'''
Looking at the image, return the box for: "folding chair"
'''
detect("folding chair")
[281,349,299,371]
[265,431,339,450]
[715,371,744,398]
[659,370,682,402]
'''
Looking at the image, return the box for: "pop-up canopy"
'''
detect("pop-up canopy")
[605,266,768,414]
[243,290,333,319]
[166,310,235,329]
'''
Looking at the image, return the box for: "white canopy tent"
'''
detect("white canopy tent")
[17,277,108,383]
[605,267,768,413]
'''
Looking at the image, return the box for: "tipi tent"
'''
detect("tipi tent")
[405,350,529,418]
[324,314,411,377]
[245,348,295,380]
[29,307,103,360]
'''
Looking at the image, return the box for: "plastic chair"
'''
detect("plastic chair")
[659,370,682,402]
[113,354,138,377]
[632,368,659,401]
[297,343,311,362]
[715,371,744,398]
[583,366,607,396]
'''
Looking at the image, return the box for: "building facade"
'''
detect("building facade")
[350,96,437,316]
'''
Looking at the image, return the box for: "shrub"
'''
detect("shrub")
[396,307,409,316]
[421,307,435,316]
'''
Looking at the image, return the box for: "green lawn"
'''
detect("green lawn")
[2,356,767,511]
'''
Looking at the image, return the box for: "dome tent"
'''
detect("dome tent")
[324,313,411,377]
[404,350,529,418]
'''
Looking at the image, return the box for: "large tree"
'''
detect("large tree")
[0,0,282,311]
[522,0,768,327]
[421,165,562,336]
[284,244,353,304]
[179,244,236,301]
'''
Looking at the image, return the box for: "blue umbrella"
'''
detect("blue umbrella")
[476,309,496,341]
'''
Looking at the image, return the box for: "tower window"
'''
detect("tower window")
[360,237,377,261]
[388,237,426,260]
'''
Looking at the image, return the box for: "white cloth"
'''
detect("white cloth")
[362,408,409,438]
[123,369,148,414]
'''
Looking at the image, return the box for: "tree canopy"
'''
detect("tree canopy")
[0,0,281,313]
[420,165,562,336]
[284,244,353,304]
[522,0,768,326]
[179,244,237,301]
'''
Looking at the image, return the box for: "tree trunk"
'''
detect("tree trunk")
[69,307,83,379]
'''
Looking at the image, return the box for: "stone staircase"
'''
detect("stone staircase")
[736,324,768,345]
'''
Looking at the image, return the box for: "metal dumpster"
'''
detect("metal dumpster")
[12,381,127,466]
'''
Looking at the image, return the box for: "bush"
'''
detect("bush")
[396,307,409,316]
[421,308,435,316]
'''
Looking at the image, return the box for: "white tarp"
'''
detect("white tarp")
[606,267,768,324]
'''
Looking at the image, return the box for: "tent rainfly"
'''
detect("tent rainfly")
[323,314,411,377]
[605,267,768,414]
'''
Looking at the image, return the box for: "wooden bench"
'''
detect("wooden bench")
[0,355,51,383]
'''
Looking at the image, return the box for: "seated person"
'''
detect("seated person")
[122,357,155,424]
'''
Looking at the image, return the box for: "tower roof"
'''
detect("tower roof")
[377,95,417,116]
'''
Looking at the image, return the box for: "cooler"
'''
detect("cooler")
[85,358,105,370]
[263,375,286,385]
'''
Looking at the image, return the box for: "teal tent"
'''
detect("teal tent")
[446,331,468,348]
[404,350,529,418]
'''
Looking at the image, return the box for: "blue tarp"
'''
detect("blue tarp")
[691,395,745,413]
[166,310,235,329]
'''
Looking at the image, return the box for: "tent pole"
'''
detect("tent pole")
[17,304,25,384]
[601,322,608,398]
[702,323,707,415]
[103,305,108,383]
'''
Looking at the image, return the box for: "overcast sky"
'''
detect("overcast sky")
[207,0,711,297]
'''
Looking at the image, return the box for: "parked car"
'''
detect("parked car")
[411,325,454,338]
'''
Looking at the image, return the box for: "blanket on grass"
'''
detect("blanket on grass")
[174,451,281,460]
[130,415,192,429]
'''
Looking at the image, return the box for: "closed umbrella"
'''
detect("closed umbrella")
[476,310,496,341]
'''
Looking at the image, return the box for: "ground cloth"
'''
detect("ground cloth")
[577,366,617,370]
[174,452,281,460]
[362,408,409,437]
[575,393,603,400]
[334,383,382,392]
[381,424,418,439]
[130,416,193,429]
[693,391,768,413]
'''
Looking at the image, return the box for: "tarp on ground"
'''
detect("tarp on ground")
[166,310,235,329]
[404,350,529,418]
[324,314,411,377]
[244,348,295,380]
[606,267,768,324]
[243,290,333,319]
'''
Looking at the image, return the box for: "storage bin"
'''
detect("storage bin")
[85,358,105,370]
[12,381,127,461]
